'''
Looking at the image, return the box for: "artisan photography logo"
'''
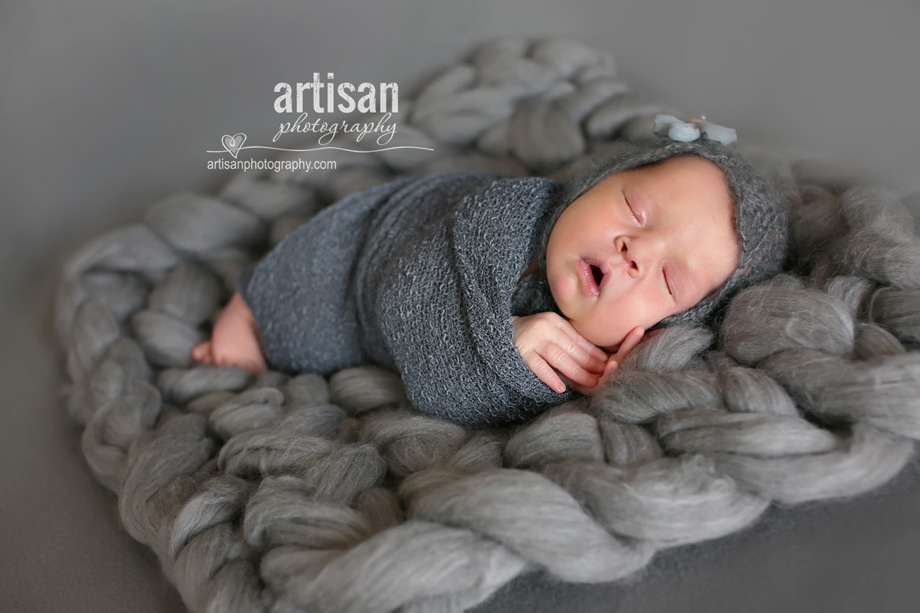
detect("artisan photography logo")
[207,72,432,172]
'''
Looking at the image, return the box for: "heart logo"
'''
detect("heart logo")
[221,133,247,158]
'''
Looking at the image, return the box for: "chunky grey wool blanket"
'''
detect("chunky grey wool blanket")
[54,37,920,613]
[238,171,570,426]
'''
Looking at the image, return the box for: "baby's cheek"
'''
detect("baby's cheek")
[548,271,577,310]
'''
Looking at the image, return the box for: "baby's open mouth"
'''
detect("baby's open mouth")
[590,264,604,287]
[579,258,606,297]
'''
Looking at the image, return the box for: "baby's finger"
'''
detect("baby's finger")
[584,353,608,375]
[601,358,620,381]
[543,343,601,388]
[552,328,607,373]
[577,336,610,362]
[545,313,604,356]
[523,352,568,394]
[572,358,621,395]
[614,327,645,361]
[610,326,645,366]
[562,342,607,375]
[559,323,609,362]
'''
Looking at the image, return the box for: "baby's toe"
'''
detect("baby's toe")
[192,341,212,362]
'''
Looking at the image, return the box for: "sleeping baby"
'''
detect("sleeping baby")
[192,121,788,427]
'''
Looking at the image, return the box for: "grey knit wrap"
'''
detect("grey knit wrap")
[539,138,789,328]
[236,171,574,426]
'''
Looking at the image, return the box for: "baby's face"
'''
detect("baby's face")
[545,155,740,349]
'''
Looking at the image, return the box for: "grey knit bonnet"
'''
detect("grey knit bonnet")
[538,126,789,329]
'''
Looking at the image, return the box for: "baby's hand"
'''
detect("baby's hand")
[512,312,609,393]
[570,326,645,396]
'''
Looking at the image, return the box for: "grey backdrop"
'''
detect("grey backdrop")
[2,0,919,611]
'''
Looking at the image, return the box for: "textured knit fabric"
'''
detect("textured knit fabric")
[238,171,574,427]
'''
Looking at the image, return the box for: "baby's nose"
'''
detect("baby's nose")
[616,238,640,278]
[618,236,660,279]
[624,253,640,278]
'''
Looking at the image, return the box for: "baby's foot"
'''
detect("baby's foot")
[192,341,212,363]
[191,291,269,374]
[191,337,268,373]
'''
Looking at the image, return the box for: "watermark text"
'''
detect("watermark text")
[206,157,338,173]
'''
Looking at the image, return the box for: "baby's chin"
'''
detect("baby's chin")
[569,319,626,351]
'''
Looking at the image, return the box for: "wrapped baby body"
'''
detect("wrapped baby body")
[237,170,574,427]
